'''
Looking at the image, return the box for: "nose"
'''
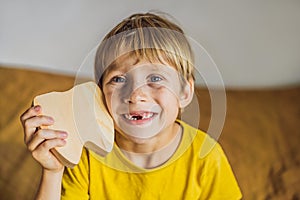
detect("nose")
[124,85,148,104]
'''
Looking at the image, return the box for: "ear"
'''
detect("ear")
[179,78,194,108]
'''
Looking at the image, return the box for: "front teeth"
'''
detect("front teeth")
[124,113,154,120]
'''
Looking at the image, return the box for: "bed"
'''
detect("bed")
[0,65,299,199]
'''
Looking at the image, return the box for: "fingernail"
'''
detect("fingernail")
[34,105,41,111]
[48,117,54,123]
[60,132,68,137]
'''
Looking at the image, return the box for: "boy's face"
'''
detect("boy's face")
[101,56,193,141]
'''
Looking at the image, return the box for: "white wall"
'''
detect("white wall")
[1,0,300,88]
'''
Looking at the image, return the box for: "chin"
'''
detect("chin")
[117,130,157,145]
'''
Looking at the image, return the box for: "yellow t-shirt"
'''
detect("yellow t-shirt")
[62,121,242,199]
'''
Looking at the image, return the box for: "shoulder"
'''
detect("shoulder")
[63,148,90,181]
[178,121,242,199]
[178,120,233,174]
[61,148,90,199]
[178,120,221,159]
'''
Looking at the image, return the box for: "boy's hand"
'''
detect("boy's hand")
[20,105,67,172]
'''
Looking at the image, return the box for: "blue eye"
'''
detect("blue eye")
[150,75,162,82]
[111,76,126,83]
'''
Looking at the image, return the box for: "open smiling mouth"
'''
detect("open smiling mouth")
[123,112,156,121]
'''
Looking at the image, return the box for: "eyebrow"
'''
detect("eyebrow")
[103,59,177,80]
[104,55,140,73]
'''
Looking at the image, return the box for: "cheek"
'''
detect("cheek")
[103,89,114,115]
[155,87,180,109]
[156,82,181,99]
[103,88,124,120]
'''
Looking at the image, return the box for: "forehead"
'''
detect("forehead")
[103,53,178,76]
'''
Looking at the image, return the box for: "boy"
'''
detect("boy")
[20,12,242,199]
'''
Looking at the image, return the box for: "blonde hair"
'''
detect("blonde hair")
[95,12,194,86]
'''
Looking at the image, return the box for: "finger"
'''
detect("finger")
[27,129,68,152]
[24,115,54,142]
[24,115,54,131]
[20,105,42,124]
[31,138,67,162]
